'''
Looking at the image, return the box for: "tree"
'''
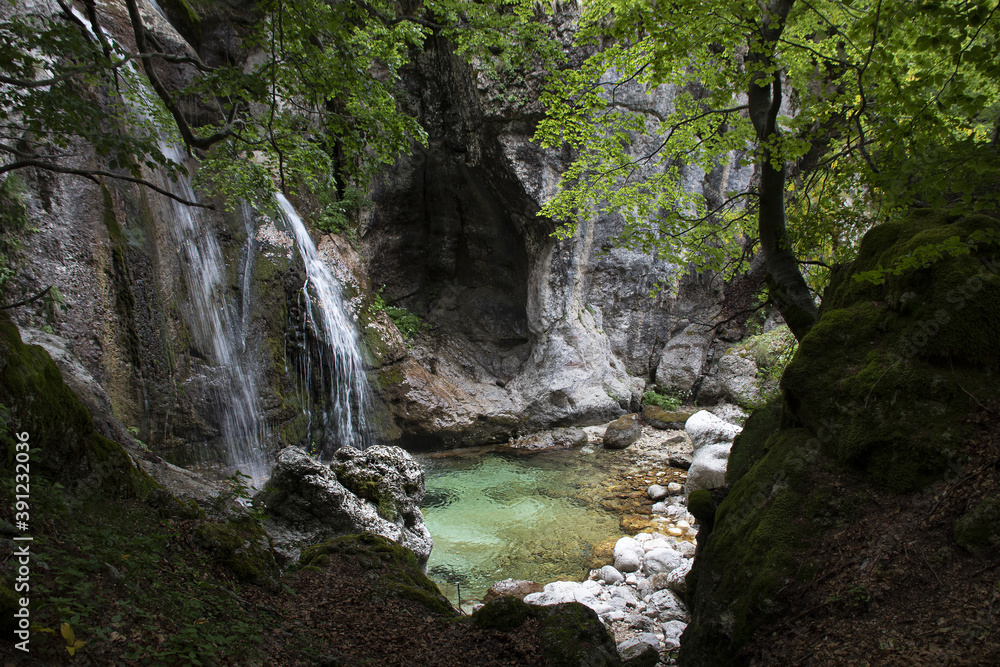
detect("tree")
[535,0,1000,340]
[0,0,551,212]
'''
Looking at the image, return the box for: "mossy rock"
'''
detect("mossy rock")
[193,519,280,590]
[539,602,622,667]
[954,496,1000,552]
[781,211,1000,492]
[298,533,453,615]
[641,405,691,430]
[0,313,156,497]
[473,595,535,630]
[726,394,783,485]
[332,464,399,520]
[687,489,716,529]
[681,209,1000,666]
[147,489,205,520]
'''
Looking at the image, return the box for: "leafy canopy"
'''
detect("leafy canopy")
[535,0,1000,286]
[0,0,554,213]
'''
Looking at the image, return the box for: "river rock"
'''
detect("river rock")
[667,481,683,494]
[645,588,689,622]
[651,502,668,514]
[603,413,642,449]
[643,547,684,575]
[685,410,743,451]
[662,620,687,650]
[498,427,589,453]
[665,559,693,595]
[641,405,691,430]
[598,565,625,585]
[483,578,544,603]
[617,633,660,667]
[647,484,668,501]
[255,446,432,566]
[668,451,693,469]
[686,443,734,496]
[614,551,641,574]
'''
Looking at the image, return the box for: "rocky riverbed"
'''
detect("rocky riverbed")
[468,408,744,666]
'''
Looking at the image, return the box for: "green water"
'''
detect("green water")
[416,446,625,605]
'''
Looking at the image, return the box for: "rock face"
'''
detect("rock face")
[2,0,742,460]
[682,211,1000,665]
[362,25,744,447]
[255,446,432,566]
[654,324,714,396]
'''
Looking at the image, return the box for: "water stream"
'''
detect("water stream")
[159,146,272,486]
[275,194,373,453]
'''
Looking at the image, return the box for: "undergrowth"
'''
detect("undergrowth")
[0,479,267,665]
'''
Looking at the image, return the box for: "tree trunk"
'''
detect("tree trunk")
[747,0,819,341]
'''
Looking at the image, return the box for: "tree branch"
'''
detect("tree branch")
[0,286,52,310]
[0,159,212,208]
[123,0,233,150]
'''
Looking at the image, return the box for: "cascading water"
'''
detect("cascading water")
[158,145,271,485]
[275,194,373,453]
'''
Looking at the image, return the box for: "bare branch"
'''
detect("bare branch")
[0,159,212,208]
[0,286,52,310]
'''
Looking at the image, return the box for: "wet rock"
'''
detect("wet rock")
[498,427,589,454]
[604,414,642,449]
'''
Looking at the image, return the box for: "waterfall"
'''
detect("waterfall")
[159,145,271,486]
[275,194,373,453]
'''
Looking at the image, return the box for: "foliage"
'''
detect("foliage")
[642,389,683,411]
[0,174,31,297]
[853,227,1000,284]
[0,0,558,215]
[737,325,798,408]
[315,185,371,238]
[368,287,426,341]
[535,0,1000,287]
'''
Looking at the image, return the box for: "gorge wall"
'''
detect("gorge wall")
[3,0,744,469]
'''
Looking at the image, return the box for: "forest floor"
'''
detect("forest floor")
[743,402,1000,666]
[0,477,552,666]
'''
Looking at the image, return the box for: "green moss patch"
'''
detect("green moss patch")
[193,519,280,590]
[298,533,452,614]
[0,313,155,497]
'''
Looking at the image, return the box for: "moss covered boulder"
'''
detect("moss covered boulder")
[0,313,154,497]
[473,597,622,666]
[681,210,1000,665]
